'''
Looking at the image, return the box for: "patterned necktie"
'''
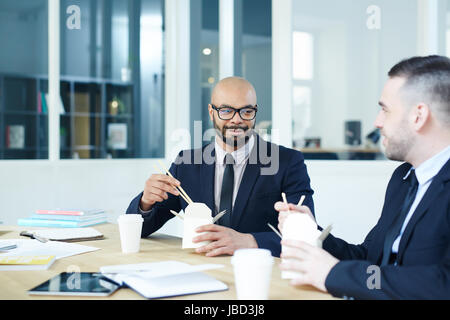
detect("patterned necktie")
[218,153,234,227]
[381,169,419,266]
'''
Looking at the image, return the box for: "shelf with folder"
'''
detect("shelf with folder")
[0,73,136,160]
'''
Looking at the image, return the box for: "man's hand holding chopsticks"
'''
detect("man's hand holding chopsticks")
[192,225,258,257]
[140,174,181,211]
[274,201,316,233]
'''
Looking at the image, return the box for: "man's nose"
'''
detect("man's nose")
[374,110,384,129]
[230,110,243,124]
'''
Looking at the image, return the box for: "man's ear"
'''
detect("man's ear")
[208,104,214,122]
[412,103,431,131]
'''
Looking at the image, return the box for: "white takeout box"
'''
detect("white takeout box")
[281,213,321,279]
[182,203,213,249]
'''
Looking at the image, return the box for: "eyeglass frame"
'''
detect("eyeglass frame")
[210,104,258,121]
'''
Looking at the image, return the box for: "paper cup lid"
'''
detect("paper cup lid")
[117,214,143,223]
[231,248,274,265]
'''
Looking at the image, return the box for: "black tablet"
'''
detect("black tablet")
[28,272,120,297]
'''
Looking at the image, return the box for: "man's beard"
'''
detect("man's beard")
[382,124,415,162]
[213,117,255,149]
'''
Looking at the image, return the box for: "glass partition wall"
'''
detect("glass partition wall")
[0,0,165,160]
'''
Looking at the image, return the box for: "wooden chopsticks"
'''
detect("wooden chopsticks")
[153,160,194,205]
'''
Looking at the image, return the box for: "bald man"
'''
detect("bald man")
[126,77,314,257]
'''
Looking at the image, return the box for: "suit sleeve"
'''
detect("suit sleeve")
[251,150,315,257]
[126,156,182,238]
[325,245,450,299]
[321,222,380,261]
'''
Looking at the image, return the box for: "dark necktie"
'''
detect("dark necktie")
[381,169,419,266]
[218,153,234,227]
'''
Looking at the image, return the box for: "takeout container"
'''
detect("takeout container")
[182,203,213,249]
[281,213,321,279]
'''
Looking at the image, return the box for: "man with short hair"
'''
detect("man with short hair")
[127,77,314,257]
[275,55,450,299]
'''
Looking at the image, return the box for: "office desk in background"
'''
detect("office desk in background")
[298,147,385,160]
[0,224,336,300]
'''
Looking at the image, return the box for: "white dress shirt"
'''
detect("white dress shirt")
[214,135,255,214]
[392,144,450,253]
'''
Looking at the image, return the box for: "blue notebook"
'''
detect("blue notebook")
[29,214,107,222]
[18,218,106,228]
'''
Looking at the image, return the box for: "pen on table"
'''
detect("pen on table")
[20,231,49,243]
[0,244,17,252]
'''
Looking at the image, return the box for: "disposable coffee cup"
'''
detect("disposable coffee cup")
[117,214,143,254]
[231,248,274,300]
[281,213,321,279]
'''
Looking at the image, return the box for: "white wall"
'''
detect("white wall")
[0,159,399,244]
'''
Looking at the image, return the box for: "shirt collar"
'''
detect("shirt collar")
[215,134,255,165]
[403,144,450,185]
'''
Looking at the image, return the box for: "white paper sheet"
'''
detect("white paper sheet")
[0,239,100,260]
[124,272,228,299]
[100,261,228,299]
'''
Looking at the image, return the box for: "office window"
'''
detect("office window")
[188,0,219,147]
[0,0,48,160]
[292,32,313,149]
[293,31,313,81]
[241,0,272,138]
[201,0,219,135]
[290,0,422,160]
[57,0,165,159]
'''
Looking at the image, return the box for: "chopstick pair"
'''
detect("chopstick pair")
[270,193,332,243]
[269,193,306,238]
[281,193,306,212]
[154,160,194,205]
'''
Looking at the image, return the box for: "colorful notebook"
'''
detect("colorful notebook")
[35,209,105,216]
[0,255,56,271]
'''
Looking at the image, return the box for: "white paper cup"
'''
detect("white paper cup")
[231,248,274,300]
[281,213,321,279]
[117,214,143,254]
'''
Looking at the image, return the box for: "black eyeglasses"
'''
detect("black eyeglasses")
[211,104,258,121]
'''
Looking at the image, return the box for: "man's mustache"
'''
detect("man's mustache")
[223,125,249,131]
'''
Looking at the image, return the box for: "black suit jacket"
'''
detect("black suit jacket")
[126,135,314,257]
[323,159,450,299]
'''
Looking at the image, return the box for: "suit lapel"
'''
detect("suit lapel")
[373,178,410,264]
[230,135,264,228]
[397,159,450,262]
[200,146,216,214]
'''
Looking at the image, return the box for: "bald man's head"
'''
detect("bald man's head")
[211,77,257,107]
[208,77,258,151]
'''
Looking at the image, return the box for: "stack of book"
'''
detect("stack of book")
[18,209,107,228]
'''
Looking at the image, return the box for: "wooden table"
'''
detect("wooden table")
[0,224,336,300]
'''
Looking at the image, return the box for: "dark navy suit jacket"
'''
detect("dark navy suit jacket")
[323,159,450,299]
[126,134,314,257]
